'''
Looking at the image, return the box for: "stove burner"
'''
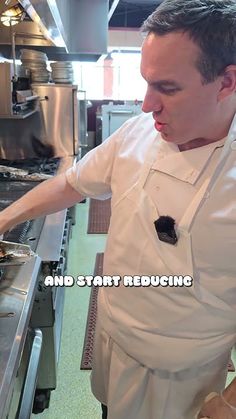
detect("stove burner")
[4,221,32,244]
[0,158,60,175]
[0,184,45,252]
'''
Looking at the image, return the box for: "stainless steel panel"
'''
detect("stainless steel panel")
[54,287,65,365]
[102,103,142,141]
[0,112,44,159]
[0,255,41,419]
[0,0,108,60]
[5,332,32,419]
[36,327,56,389]
[18,329,43,419]
[0,20,53,47]
[36,210,67,262]
[68,0,108,54]
[77,90,88,147]
[31,84,78,157]
[19,0,67,48]
[73,89,79,155]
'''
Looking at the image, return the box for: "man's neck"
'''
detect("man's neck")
[178,137,224,152]
[178,109,236,152]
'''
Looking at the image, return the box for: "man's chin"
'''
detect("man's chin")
[160,132,185,144]
[160,132,173,142]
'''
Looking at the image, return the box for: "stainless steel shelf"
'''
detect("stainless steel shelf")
[0,109,38,119]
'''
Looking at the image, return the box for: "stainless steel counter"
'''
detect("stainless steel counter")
[0,255,41,419]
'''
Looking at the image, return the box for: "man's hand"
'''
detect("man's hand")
[197,393,236,418]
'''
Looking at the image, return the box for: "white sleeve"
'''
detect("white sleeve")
[65,119,131,200]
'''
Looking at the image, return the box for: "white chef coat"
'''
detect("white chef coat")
[145,137,225,223]
[66,111,236,418]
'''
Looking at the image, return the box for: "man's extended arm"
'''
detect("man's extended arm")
[0,172,84,234]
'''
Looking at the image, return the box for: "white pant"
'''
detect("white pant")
[91,322,230,419]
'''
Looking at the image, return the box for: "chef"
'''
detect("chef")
[0,0,236,418]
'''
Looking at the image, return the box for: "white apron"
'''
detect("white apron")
[91,320,230,419]
[97,113,236,372]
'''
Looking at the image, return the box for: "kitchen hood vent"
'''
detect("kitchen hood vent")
[18,0,68,49]
[0,0,109,62]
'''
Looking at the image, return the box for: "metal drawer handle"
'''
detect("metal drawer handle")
[109,110,134,115]
[18,329,43,419]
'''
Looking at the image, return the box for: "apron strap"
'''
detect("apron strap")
[179,114,236,232]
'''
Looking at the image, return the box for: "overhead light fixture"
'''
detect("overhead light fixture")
[0,4,25,27]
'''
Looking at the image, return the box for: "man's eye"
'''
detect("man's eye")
[160,88,178,95]
[151,84,181,95]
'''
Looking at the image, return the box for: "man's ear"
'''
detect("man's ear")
[217,65,236,101]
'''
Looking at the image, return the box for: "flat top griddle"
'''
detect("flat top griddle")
[0,157,60,175]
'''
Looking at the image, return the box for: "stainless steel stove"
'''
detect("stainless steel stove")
[0,156,75,419]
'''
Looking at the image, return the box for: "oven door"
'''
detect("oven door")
[6,328,42,419]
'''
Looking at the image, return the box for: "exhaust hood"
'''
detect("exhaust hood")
[0,0,109,61]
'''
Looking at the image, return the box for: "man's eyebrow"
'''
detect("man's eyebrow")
[149,80,183,89]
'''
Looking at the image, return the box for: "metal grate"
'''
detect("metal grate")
[0,157,60,175]
[4,220,32,243]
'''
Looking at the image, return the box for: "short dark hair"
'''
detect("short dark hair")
[141,0,236,84]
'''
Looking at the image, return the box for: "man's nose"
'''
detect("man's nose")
[142,88,162,114]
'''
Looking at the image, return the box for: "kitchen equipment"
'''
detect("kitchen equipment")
[0,80,85,159]
[31,83,79,156]
[0,62,38,119]
[0,156,75,417]
[20,49,50,83]
[77,90,89,158]
[50,61,73,84]
[0,256,42,419]
[101,102,142,141]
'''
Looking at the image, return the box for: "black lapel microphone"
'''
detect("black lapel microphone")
[154,215,178,245]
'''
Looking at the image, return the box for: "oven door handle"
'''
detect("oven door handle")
[18,328,43,419]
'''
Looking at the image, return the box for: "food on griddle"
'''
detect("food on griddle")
[0,165,52,181]
[0,243,14,262]
[0,241,34,264]
[0,253,14,262]
[0,244,6,258]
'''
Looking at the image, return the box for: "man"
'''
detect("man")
[0,0,236,417]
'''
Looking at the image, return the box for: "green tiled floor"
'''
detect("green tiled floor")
[33,200,107,419]
[33,199,236,418]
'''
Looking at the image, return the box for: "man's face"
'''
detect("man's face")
[141,32,224,145]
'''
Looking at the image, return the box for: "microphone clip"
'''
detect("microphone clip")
[154,215,178,245]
